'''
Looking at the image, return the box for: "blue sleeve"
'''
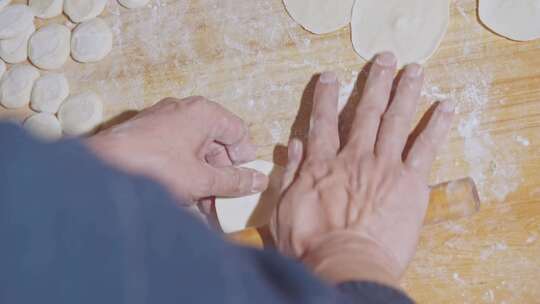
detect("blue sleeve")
[0,123,413,304]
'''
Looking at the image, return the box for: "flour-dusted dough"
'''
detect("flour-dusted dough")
[64,0,107,23]
[31,73,69,113]
[0,24,35,64]
[118,0,149,9]
[0,64,40,109]
[0,0,11,10]
[351,0,450,67]
[479,0,540,41]
[28,24,71,70]
[0,60,5,79]
[215,160,284,233]
[71,18,113,63]
[29,0,64,19]
[0,4,35,39]
[58,91,103,136]
[283,0,355,34]
[23,113,62,141]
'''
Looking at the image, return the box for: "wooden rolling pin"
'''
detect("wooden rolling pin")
[227,178,480,248]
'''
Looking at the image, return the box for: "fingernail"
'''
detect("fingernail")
[404,64,423,78]
[375,52,397,67]
[319,72,337,84]
[252,172,268,193]
[438,100,455,113]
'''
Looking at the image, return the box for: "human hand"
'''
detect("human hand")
[87,97,269,204]
[271,53,454,286]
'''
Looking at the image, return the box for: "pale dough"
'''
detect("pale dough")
[64,0,107,23]
[118,0,149,9]
[29,0,64,19]
[71,18,113,63]
[215,160,284,233]
[283,0,355,34]
[58,91,103,136]
[23,113,62,141]
[0,59,5,78]
[351,0,450,67]
[0,64,40,109]
[0,0,11,11]
[479,0,540,41]
[0,4,35,39]
[28,24,71,70]
[31,73,69,114]
[0,24,35,64]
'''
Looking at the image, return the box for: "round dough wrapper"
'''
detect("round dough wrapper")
[58,91,104,136]
[71,18,113,63]
[29,0,64,19]
[31,73,69,114]
[0,24,35,64]
[0,59,5,78]
[64,0,107,23]
[215,160,284,233]
[479,0,540,41]
[351,0,450,67]
[0,5,35,39]
[0,64,40,109]
[23,113,62,141]
[0,0,11,11]
[283,0,355,34]
[118,0,149,9]
[28,24,71,70]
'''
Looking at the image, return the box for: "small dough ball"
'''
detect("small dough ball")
[58,92,104,136]
[283,0,355,34]
[215,160,284,233]
[0,59,6,79]
[0,64,40,109]
[29,0,64,19]
[31,73,69,114]
[118,0,150,9]
[64,0,107,23]
[0,0,11,11]
[479,0,540,41]
[28,24,71,70]
[0,5,34,39]
[71,18,113,63]
[0,24,35,64]
[23,113,63,141]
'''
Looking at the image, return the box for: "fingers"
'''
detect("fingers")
[281,138,304,192]
[344,52,397,157]
[307,72,340,161]
[375,64,424,161]
[405,100,455,179]
[203,165,269,198]
[205,142,233,168]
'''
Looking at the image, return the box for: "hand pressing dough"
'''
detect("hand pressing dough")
[58,91,104,136]
[351,0,450,67]
[0,60,5,79]
[71,18,113,63]
[29,0,64,19]
[31,73,69,113]
[0,64,40,109]
[0,0,11,10]
[118,0,150,9]
[23,113,62,141]
[64,0,107,23]
[283,0,355,34]
[479,0,540,41]
[215,160,284,233]
[0,4,35,39]
[28,24,71,70]
[0,24,35,64]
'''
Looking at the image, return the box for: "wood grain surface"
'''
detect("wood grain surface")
[1,0,539,302]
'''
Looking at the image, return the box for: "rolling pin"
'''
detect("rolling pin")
[227,178,480,248]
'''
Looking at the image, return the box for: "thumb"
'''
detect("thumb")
[204,165,269,198]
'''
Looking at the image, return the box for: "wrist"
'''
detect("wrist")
[301,231,402,288]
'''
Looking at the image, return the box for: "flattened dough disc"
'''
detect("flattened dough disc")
[216,160,283,233]
[479,0,540,41]
[351,0,450,67]
[283,0,355,34]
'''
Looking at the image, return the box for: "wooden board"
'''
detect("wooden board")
[2,0,540,302]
